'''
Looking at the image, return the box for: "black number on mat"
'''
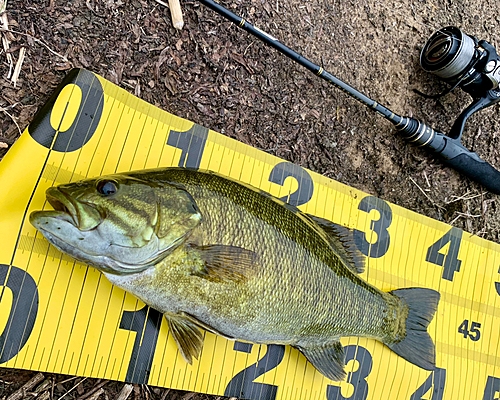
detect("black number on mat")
[482,376,500,400]
[0,265,39,363]
[224,343,285,400]
[167,124,209,169]
[119,305,163,384]
[326,345,373,400]
[29,69,104,152]
[425,227,463,281]
[353,196,392,258]
[495,265,500,297]
[458,319,481,341]
[410,368,446,400]
[268,162,314,206]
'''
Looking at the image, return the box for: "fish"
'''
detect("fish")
[30,167,440,381]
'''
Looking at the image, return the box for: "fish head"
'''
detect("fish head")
[30,174,201,274]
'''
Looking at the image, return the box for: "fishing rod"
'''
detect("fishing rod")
[198,0,500,195]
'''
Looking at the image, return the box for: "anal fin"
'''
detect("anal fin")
[297,341,346,381]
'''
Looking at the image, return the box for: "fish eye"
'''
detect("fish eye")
[96,180,119,196]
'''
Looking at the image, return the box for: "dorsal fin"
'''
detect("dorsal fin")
[307,214,365,274]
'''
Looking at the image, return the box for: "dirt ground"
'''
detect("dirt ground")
[1,0,499,398]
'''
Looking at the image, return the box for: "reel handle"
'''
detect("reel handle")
[395,117,500,194]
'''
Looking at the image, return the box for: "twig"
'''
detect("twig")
[154,0,169,6]
[0,28,68,61]
[11,45,25,86]
[445,191,484,204]
[58,378,88,400]
[56,377,79,386]
[159,389,170,400]
[449,211,482,225]
[7,373,45,400]
[480,188,485,222]
[0,105,21,135]
[168,0,184,29]
[77,380,109,400]
[423,170,431,187]
[409,176,444,210]
[113,384,134,400]
[38,392,51,400]
[1,12,13,78]
[87,388,105,400]
[155,0,183,29]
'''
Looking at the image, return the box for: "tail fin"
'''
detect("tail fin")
[386,288,440,371]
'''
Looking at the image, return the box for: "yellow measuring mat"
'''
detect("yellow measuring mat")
[0,69,499,400]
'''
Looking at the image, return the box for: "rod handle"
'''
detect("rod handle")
[444,153,500,195]
[395,117,500,194]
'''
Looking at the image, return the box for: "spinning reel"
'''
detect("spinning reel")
[419,26,500,142]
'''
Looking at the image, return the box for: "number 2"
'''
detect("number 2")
[268,162,314,206]
[224,343,285,400]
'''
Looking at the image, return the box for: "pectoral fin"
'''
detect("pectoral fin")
[297,341,346,381]
[165,314,204,364]
[189,244,259,283]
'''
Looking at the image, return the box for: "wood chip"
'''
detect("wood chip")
[38,391,51,400]
[1,12,13,78]
[168,0,184,29]
[113,384,134,400]
[6,373,45,400]
[77,380,109,400]
[58,377,88,400]
[0,142,8,148]
[158,389,170,400]
[11,45,25,87]
[87,388,105,400]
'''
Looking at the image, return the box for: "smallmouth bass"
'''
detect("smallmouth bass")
[30,167,440,380]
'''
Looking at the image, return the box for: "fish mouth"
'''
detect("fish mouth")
[45,187,102,231]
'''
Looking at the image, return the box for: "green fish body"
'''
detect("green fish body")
[30,168,440,380]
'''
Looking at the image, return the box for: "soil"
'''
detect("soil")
[1,0,499,398]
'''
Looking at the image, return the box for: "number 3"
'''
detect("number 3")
[353,196,392,258]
